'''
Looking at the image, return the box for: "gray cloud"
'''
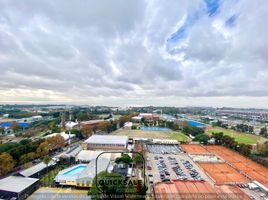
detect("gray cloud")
[0,0,268,107]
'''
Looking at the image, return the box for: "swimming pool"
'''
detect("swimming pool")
[141,127,171,131]
[63,165,87,175]
[188,120,208,127]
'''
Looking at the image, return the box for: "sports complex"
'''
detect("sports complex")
[181,144,268,188]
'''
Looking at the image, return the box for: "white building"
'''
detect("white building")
[83,135,128,150]
[76,150,107,163]
[124,122,133,130]
[65,121,79,129]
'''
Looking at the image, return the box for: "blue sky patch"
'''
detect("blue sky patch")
[204,0,220,16]
[167,11,201,43]
[225,14,237,27]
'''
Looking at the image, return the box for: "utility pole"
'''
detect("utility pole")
[61,110,65,129]
[68,111,71,151]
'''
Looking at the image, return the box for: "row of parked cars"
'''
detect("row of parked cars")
[168,156,188,180]
[237,183,248,188]
[155,156,171,182]
[181,159,204,181]
[147,144,183,154]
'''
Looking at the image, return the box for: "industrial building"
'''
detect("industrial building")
[0,176,39,200]
[83,135,128,150]
[18,160,56,178]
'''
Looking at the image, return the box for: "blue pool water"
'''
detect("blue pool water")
[141,127,171,131]
[63,165,87,175]
[0,122,30,128]
[188,120,208,127]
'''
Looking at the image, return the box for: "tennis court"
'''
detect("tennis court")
[181,144,210,154]
[199,163,248,185]
[204,145,268,187]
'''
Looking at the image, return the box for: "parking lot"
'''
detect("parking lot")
[146,144,183,154]
[146,145,212,185]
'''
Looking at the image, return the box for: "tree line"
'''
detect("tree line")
[0,135,64,176]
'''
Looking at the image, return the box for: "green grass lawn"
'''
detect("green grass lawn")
[169,132,190,142]
[206,129,259,144]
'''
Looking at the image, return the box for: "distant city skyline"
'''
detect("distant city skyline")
[0,0,268,108]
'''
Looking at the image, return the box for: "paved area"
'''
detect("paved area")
[146,152,213,185]
[28,187,89,200]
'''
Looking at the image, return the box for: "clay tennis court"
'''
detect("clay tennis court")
[204,145,268,187]
[181,144,209,154]
[154,180,248,200]
[198,163,248,185]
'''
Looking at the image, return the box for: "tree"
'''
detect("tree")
[89,171,126,200]
[0,142,20,153]
[43,155,51,185]
[98,121,112,133]
[211,132,224,145]
[36,141,49,157]
[259,127,268,138]
[182,125,204,136]
[0,153,16,176]
[166,121,174,129]
[0,126,4,134]
[193,134,210,145]
[81,125,93,137]
[46,135,65,150]
[257,142,268,156]
[19,152,36,164]
[133,154,143,165]
[115,154,132,165]
[110,120,118,131]
[11,122,21,133]
[69,129,83,139]
[119,115,132,128]
[19,139,32,145]
[48,121,56,130]
[238,144,251,156]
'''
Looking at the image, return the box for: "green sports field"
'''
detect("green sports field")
[112,129,190,142]
[206,128,259,144]
[168,132,190,142]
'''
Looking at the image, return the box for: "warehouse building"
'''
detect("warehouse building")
[18,160,56,178]
[83,135,128,150]
[0,176,39,200]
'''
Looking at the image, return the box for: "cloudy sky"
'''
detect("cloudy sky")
[0,0,268,108]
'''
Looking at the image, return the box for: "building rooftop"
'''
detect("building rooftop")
[76,150,109,162]
[124,122,133,127]
[84,135,128,145]
[65,121,78,129]
[154,180,246,200]
[80,120,104,125]
[0,176,39,193]
[19,160,56,177]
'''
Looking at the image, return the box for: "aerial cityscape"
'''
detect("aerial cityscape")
[0,0,268,200]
